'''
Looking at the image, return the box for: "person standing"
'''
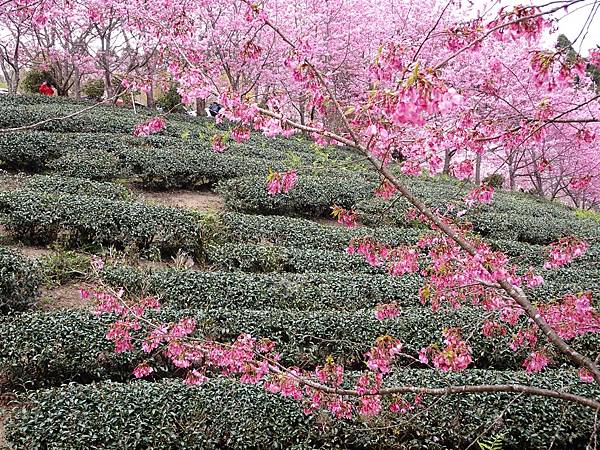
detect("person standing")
[39,81,54,96]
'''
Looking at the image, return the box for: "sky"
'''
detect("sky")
[470,0,600,55]
[551,1,600,55]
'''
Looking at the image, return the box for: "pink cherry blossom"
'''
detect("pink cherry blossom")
[465,185,494,207]
[579,368,594,383]
[266,170,298,195]
[523,351,550,373]
[373,179,397,199]
[133,362,154,378]
[374,302,400,321]
[543,237,589,269]
[331,205,357,228]
[133,116,166,137]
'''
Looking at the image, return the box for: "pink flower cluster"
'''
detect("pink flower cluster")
[488,6,547,42]
[481,320,507,338]
[331,205,357,228]
[505,291,600,374]
[579,368,594,383]
[266,170,298,195]
[523,351,550,373]
[569,175,592,191]
[365,335,403,374]
[419,328,473,372]
[531,50,588,91]
[347,237,420,277]
[591,50,600,68]
[86,290,161,355]
[133,362,154,378]
[211,134,227,153]
[451,159,474,180]
[374,302,400,321]
[315,357,344,387]
[133,116,166,137]
[373,179,397,199]
[231,126,251,143]
[539,292,600,341]
[446,19,483,52]
[543,237,588,269]
[465,184,494,207]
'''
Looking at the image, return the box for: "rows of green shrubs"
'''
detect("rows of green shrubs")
[219,212,599,269]
[0,246,41,314]
[206,242,600,293]
[6,370,598,450]
[6,182,596,281]
[0,130,352,189]
[0,190,205,256]
[3,307,597,389]
[0,131,288,188]
[356,180,600,245]
[220,211,422,249]
[101,264,600,312]
[218,174,375,217]
[0,99,206,137]
[23,175,132,200]
[206,242,385,274]
[1,187,595,298]
[218,173,600,245]
[100,265,421,310]
[0,127,353,171]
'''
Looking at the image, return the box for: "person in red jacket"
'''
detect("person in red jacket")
[39,81,54,96]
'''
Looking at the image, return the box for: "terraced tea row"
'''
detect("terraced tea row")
[5,371,596,450]
[2,307,596,389]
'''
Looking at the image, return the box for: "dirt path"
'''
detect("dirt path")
[138,189,224,212]
[6,245,54,259]
[37,282,95,311]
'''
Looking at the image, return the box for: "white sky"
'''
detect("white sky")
[469,0,600,55]
[551,1,600,55]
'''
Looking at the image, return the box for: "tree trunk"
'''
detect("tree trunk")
[73,66,81,99]
[196,98,206,116]
[442,148,454,175]
[0,60,19,94]
[7,73,19,94]
[534,171,544,197]
[475,154,482,184]
[508,153,517,190]
[146,86,154,108]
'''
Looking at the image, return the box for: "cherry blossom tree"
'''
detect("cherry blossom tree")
[0,1,41,93]
[4,0,600,425]
[99,0,600,414]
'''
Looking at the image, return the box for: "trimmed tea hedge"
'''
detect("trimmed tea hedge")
[99,265,421,311]
[0,128,352,176]
[218,175,375,217]
[0,246,41,314]
[0,191,205,256]
[356,182,600,245]
[220,212,422,249]
[5,370,598,450]
[23,175,131,200]
[206,242,384,274]
[206,242,600,301]
[0,130,63,171]
[2,307,597,388]
[0,100,203,137]
[49,148,126,180]
[121,146,283,189]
